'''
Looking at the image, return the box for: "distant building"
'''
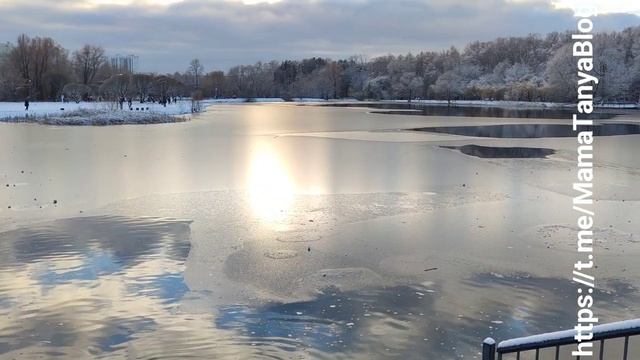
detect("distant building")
[109,54,139,73]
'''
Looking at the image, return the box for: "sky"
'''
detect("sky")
[0,0,638,73]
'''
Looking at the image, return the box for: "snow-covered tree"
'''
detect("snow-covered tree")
[431,70,465,105]
[545,44,576,101]
[593,46,630,102]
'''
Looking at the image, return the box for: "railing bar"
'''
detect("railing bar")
[599,339,604,360]
[491,320,640,356]
[496,325,640,353]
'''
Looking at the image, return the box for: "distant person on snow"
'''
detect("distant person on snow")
[24,99,29,111]
[128,98,132,110]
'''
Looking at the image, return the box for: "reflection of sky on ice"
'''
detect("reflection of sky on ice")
[462,273,639,352]
[0,213,639,358]
[212,274,640,359]
[217,305,340,353]
[127,273,190,304]
[0,216,193,357]
[38,252,119,286]
[1,100,640,358]
[93,316,156,353]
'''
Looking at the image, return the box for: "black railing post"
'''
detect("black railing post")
[483,338,496,360]
[599,339,605,360]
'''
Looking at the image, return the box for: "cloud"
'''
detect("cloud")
[550,0,640,16]
[0,0,637,72]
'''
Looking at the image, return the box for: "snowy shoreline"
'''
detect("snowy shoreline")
[190,98,640,110]
[388,99,640,109]
[0,100,198,125]
[2,109,189,126]
[1,98,637,126]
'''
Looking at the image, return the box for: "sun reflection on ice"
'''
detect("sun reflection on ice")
[247,145,294,223]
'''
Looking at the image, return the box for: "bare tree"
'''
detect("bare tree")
[72,44,106,86]
[203,71,225,98]
[10,34,65,100]
[13,34,31,82]
[187,58,204,88]
[31,37,60,100]
[131,73,154,103]
[153,75,184,106]
[62,83,91,103]
[99,73,131,107]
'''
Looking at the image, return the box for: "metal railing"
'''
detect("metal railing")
[482,319,640,360]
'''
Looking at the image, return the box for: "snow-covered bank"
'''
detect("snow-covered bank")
[0,98,325,125]
[391,99,640,109]
[203,97,353,104]
[1,109,187,125]
[397,99,573,109]
[2,98,636,126]
[0,100,195,119]
[207,98,639,109]
[0,98,336,123]
[0,100,200,125]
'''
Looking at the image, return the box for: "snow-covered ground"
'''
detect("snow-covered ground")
[0,100,196,120]
[0,98,342,122]
[6,109,187,126]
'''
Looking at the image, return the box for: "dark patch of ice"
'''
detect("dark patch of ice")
[412,123,640,138]
[441,145,555,159]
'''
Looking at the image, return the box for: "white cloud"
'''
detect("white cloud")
[509,0,640,16]
[551,0,640,16]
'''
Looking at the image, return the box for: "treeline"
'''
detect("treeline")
[0,35,188,103]
[1,26,640,103]
[205,26,640,103]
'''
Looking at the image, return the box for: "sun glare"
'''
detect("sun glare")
[247,145,294,223]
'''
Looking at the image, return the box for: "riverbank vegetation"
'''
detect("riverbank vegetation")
[1,26,639,104]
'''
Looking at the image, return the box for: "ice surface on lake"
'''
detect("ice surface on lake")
[1,103,640,358]
[96,189,509,305]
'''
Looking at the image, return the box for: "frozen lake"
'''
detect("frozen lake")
[1,103,640,359]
